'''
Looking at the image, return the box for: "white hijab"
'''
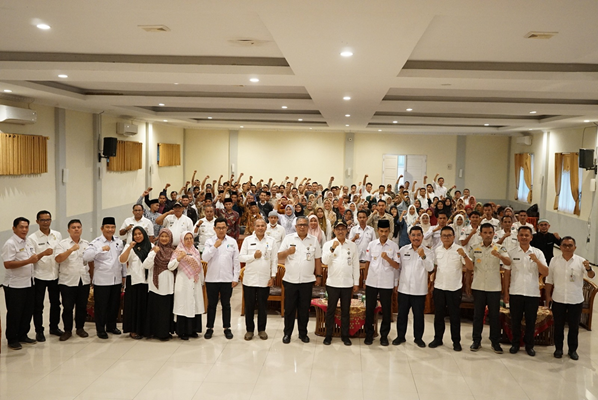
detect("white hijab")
[406,205,418,226]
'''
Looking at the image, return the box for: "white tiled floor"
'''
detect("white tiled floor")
[2,287,598,400]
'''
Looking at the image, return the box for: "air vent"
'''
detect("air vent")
[138,25,170,32]
[524,31,558,39]
[228,39,269,47]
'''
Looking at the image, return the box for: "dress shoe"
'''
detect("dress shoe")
[244,332,254,341]
[568,351,579,361]
[204,329,214,339]
[525,347,536,357]
[36,332,46,342]
[299,335,310,343]
[392,337,406,346]
[50,329,64,337]
[110,328,122,335]
[509,345,519,354]
[554,349,563,359]
[453,343,462,352]
[129,333,142,340]
[282,334,291,344]
[258,331,268,340]
[364,337,373,345]
[323,337,332,345]
[159,336,170,342]
[180,335,189,341]
[492,344,504,354]
[380,337,389,346]
[189,332,199,338]
[224,329,234,340]
[8,342,22,350]
[428,339,443,348]
[470,341,481,352]
[59,331,72,341]
[342,337,352,346]
[97,332,109,339]
[76,329,89,338]
[414,339,426,348]
[19,336,36,344]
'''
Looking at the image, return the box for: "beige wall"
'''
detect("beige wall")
[464,135,510,200]
[507,131,544,206]
[184,128,229,183]
[354,133,458,188]
[65,109,94,217]
[148,122,185,195]
[0,102,56,228]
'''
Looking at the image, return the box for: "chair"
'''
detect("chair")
[240,264,286,317]
[311,266,328,299]
[581,278,598,330]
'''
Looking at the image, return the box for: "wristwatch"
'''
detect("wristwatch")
[316,274,323,278]
[330,246,335,252]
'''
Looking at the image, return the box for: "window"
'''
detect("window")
[554,153,582,215]
[514,153,533,203]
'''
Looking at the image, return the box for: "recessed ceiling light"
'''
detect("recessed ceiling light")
[240,126,244,128]
[309,128,312,129]
[528,128,533,130]
[584,120,590,123]
[249,78,260,83]
[393,121,398,124]
[207,117,212,119]
[298,119,303,121]
[58,74,68,78]
[3,89,12,93]
[174,83,179,85]
[340,51,353,57]
[37,24,51,30]
[281,106,288,109]
[484,124,489,126]
[163,120,168,122]
[343,96,351,100]
[378,129,382,132]
[530,111,537,114]
[345,114,350,117]
[406,108,413,111]
[158,103,165,106]
[345,124,350,127]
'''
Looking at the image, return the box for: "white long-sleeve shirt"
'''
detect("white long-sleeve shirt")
[83,235,126,286]
[364,239,400,290]
[546,254,588,304]
[321,239,360,288]
[27,229,62,281]
[239,234,278,287]
[398,244,435,295]
[2,234,35,288]
[202,236,240,283]
[55,238,90,287]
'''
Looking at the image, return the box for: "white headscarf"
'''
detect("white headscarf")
[406,205,418,226]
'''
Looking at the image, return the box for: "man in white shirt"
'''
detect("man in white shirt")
[495,215,519,252]
[349,210,376,267]
[423,213,449,250]
[513,210,536,234]
[194,205,216,253]
[504,226,548,356]
[394,226,435,347]
[432,174,448,199]
[202,217,240,340]
[239,219,277,340]
[429,226,472,351]
[2,217,48,350]
[54,219,91,341]
[460,211,483,252]
[83,217,126,339]
[27,210,63,342]
[278,216,323,344]
[361,174,373,198]
[119,204,155,244]
[322,220,360,346]
[545,236,595,360]
[265,211,286,248]
[363,219,400,346]
[156,201,194,246]
[480,203,500,230]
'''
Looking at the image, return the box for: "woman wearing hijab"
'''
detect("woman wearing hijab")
[418,213,433,248]
[279,204,297,235]
[169,231,205,340]
[435,201,445,218]
[142,228,176,341]
[323,199,337,227]
[405,205,418,228]
[348,202,358,223]
[308,214,325,247]
[119,227,152,340]
[315,206,332,242]
[425,208,437,226]
[343,209,355,231]
[451,214,467,245]
[294,203,305,217]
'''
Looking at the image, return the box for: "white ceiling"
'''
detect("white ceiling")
[1,0,598,134]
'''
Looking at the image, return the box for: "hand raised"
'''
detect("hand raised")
[457,248,466,257]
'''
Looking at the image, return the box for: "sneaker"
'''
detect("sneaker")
[491,344,503,354]
[258,331,268,340]
[204,329,214,339]
[224,329,234,340]
[470,341,481,352]
[428,339,443,348]
[36,332,46,342]
[244,332,254,341]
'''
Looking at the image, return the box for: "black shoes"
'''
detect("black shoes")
[380,337,389,346]
[525,347,536,357]
[19,336,37,344]
[392,337,406,346]
[428,339,443,348]
[50,329,64,336]
[453,343,462,352]
[299,335,310,343]
[492,344,503,354]
[554,349,563,359]
[323,337,332,345]
[97,332,109,339]
[110,328,122,335]
[36,332,46,342]
[509,345,519,354]
[204,329,214,339]
[568,351,579,360]
[180,335,189,341]
[364,337,373,345]
[60,331,72,341]
[8,342,22,350]
[76,329,89,338]
[282,334,291,344]
[224,329,234,340]
[470,341,481,352]
[342,337,352,346]
[414,339,426,348]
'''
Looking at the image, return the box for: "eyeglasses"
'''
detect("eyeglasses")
[440,234,454,238]
[296,224,308,227]
[561,244,575,248]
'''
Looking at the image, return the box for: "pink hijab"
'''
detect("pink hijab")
[171,231,202,283]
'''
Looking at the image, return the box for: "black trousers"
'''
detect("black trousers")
[283,281,314,337]
[4,286,35,344]
[397,292,426,341]
[60,280,90,331]
[325,286,352,338]
[364,285,392,339]
[206,282,233,329]
[433,288,462,343]
[34,278,61,333]
[94,284,122,334]
[472,290,501,345]
[552,301,583,352]
[509,294,539,348]
[176,315,202,337]
[243,285,269,332]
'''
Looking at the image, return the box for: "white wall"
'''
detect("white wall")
[148,122,185,194]
[65,109,94,217]
[184,128,229,184]
[464,135,510,200]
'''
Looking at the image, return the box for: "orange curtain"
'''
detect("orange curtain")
[514,153,523,200]
[554,153,563,210]
[522,153,533,203]
[563,153,581,215]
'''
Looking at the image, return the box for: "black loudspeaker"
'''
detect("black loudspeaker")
[103,137,118,157]
[579,148,595,169]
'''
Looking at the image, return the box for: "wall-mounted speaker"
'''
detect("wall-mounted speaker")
[103,137,118,157]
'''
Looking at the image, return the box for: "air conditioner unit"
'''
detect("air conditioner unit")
[0,105,37,124]
[516,136,532,146]
[116,122,138,136]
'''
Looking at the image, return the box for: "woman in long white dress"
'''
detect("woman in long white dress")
[169,231,205,340]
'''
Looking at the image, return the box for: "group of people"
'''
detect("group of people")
[2,172,594,362]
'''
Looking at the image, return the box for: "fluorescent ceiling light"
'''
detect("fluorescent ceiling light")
[37,24,51,30]
[343,96,351,100]
[340,51,353,57]
[250,78,259,83]
[58,74,68,78]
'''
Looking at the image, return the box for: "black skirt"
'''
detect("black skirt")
[122,277,148,335]
[176,314,203,337]
[145,291,174,340]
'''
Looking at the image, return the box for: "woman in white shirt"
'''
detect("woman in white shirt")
[315,206,332,242]
[279,205,297,235]
[119,227,152,340]
[142,228,175,341]
[169,231,205,340]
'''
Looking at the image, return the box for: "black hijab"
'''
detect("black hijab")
[131,226,152,263]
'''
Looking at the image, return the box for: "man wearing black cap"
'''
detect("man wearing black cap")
[137,188,162,241]
[242,201,263,235]
[322,220,360,346]
[215,197,240,240]
[83,217,126,339]
[363,219,400,346]
[156,201,194,246]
